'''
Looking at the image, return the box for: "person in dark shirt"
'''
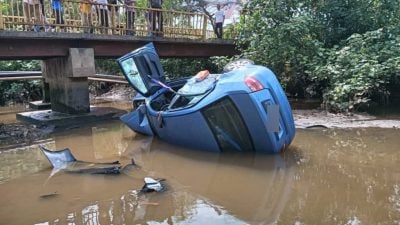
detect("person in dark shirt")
[125,0,136,35]
[149,0,163,36]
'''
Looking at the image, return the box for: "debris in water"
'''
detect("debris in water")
[140,177,165,193]
[39,145,122,174]
[138,201,159,206]
[39,191,59,199]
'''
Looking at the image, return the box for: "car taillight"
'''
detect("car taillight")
[244,76,264,92]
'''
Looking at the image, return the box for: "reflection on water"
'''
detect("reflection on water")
[0,122,399,225]
[0,104,30,124]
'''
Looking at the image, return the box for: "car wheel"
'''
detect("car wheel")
[223,59,254,72]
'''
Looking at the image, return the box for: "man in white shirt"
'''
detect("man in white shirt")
[214,4,225,38]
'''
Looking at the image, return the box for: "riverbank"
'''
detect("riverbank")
[0,123,53,150]
[294,109,400,129]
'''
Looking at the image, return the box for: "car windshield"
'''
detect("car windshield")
[120,57,147,94]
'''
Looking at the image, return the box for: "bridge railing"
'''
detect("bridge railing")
[0,0,223,39]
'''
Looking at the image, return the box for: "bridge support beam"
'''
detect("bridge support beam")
[42,81,51,103]
[41,48,95,114]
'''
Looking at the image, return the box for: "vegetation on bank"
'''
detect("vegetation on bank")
[236,0,400,112]
[0,58,218,106]
[0,61,42,106]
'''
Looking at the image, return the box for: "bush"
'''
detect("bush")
[161,58,219,80]
[0,60,42,106]
[310,27,400,112]
[236,0,400,112]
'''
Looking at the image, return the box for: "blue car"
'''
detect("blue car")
[117,43,295,153]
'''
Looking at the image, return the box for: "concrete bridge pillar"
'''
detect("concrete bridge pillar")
[42,81,51,103]
[41,48,95,114]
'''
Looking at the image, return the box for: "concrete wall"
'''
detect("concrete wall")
[42,48,95,114]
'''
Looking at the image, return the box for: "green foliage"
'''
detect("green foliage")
[210,56,236,72]
[237,0,400,112]
[0,60,43,105]
[161,58,219,80]
[0,61,41,105]
[0,60,41,71]
[238,1,324,96]
[134,0,183,9]
[310,27,400,112]
[316,0,400,47]
[0,80,43,105]
[95,59,121,75]
[94,58,219,80]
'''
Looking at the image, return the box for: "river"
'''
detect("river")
[0,104,399,224]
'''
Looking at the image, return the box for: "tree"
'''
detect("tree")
[182,0,242,36]
[236,0,400,111]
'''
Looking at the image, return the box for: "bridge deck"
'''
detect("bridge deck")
[0,0,238,59]
[0,31,238,59]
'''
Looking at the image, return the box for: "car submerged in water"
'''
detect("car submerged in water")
[117,43,295,153]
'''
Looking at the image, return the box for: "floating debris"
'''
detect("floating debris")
[39,191,59,199]
[140,177,165,193]
[39,146,121,174]
[138,201,159,206]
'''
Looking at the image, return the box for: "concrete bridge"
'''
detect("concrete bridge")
[0,0,239,59]
[0,31,238,59]
[0,1,239,124]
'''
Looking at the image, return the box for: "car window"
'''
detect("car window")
[202,98,254,152]
[120,57,148,94]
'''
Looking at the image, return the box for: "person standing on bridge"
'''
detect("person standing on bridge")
[51,0,65,31]
[80,0,94,33]
[149,0,163,36]
[23,0,43,31]
[214,4,225,39]
[124,0,136,35]
[96,0,110,34]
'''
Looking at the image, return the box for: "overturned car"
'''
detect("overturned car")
[118,43,295,153]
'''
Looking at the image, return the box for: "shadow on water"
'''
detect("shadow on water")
[0,121,300,225]
[123,137,300,224]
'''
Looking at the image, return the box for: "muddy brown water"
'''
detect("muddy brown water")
[0,121,399,224]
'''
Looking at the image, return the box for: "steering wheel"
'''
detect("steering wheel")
[223,59,254,72]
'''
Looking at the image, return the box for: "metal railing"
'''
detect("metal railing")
[0,0,220,39]
[0,71,128,83]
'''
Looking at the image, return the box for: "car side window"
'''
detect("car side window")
[202,97,254,152]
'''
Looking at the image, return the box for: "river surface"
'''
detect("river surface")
[0,115,399,224]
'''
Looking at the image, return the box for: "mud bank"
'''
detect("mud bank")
[294,109,400,129]
[90,84,134,101]
[0,123,52,150]
[2,109,400,150]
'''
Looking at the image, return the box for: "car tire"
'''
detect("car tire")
[223,59,254,72]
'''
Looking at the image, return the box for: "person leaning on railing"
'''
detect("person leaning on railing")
[52,0,65,31]
[108,0,121,32]
[149,0,163,37]
[124,0,136,35]
[80,0,94,33]
[96,0,110,34]
[23,0,43,31]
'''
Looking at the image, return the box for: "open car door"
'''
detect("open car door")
[117,42,165,97]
